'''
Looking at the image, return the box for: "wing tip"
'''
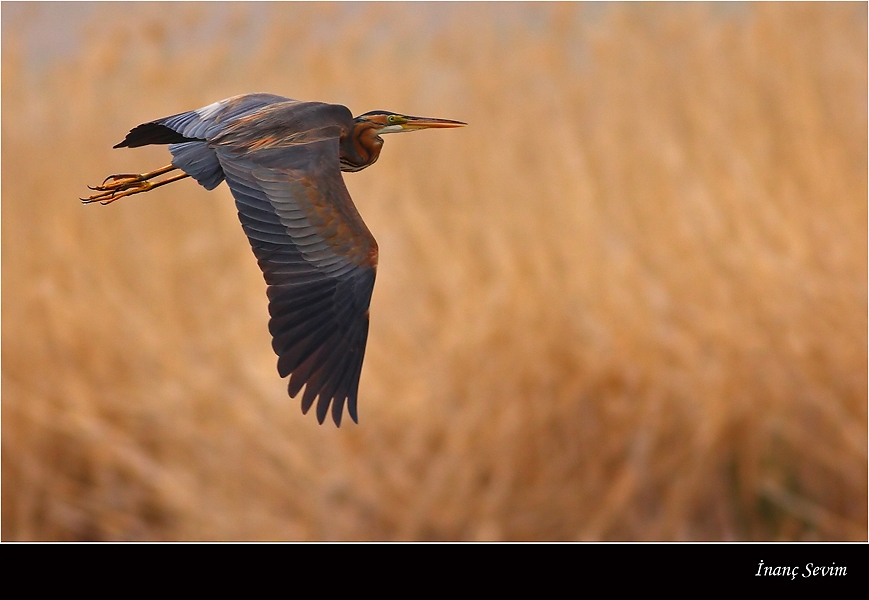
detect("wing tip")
[113,122,201,149]
[294,382,356,427]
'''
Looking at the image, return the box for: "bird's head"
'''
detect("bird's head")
[340,110,465,172]
[354,111,467,135]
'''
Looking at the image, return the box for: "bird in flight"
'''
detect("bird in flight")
[83,93,465,425]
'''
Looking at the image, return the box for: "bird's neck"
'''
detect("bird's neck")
[339,123,383,172]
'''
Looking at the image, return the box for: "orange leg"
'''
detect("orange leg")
[81,165,190,205]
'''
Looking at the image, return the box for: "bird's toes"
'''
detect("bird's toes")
[101,173,142,186]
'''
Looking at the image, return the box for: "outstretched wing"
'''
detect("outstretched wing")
[114,93,293,147]
[114,93,296,191]
[212,105,378,426]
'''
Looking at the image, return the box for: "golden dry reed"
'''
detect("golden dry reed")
[2,2,866,540]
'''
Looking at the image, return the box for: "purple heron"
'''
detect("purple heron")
[83,93,466,426]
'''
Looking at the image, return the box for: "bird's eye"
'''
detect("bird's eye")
[387,115,398,124]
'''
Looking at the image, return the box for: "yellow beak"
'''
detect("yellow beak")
[400,116,467,131]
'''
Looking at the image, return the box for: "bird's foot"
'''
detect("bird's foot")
[81,165,186,205]
[81,175,155,205]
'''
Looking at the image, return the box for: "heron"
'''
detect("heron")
[83,93,466,426]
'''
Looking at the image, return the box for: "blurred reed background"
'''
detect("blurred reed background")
[2,2,866,541]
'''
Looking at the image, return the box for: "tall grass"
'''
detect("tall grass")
[2,2,865,540]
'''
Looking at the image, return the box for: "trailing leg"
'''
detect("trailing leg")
[82,165,189,205]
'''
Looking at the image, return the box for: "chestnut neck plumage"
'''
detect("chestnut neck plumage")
[339,121,384,173]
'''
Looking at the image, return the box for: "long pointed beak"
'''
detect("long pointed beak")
[400,116,467,131]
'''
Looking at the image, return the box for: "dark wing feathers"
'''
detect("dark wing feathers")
[113,123,192,148]
[212,121,377,426]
